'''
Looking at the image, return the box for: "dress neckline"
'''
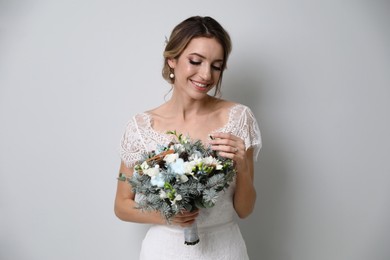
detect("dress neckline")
[141,103,241,142]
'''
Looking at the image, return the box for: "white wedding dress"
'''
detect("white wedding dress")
[120,104,262,260]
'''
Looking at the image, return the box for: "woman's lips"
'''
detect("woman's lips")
[191,80,210,91]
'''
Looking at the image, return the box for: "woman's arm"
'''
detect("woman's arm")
[114,162,166,224]
[232,148,256,218]
[209,133,257,218]
[114,162,199,226]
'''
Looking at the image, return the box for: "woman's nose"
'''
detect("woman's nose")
[199,65,211,81]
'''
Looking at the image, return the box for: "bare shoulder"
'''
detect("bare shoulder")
[145,103,171,119]
[206,99,240,126]
[144,103,176,131]
[213,98,241,112]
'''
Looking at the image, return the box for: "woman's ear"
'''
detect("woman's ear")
[167,58,176,69]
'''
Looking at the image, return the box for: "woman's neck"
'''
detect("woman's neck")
[165,93,219,121]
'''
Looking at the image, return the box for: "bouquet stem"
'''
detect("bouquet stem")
[184,222,200,245]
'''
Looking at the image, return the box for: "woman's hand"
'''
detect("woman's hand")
[209,132,256,218]
[209,132,249,174]
[170,210,199,227]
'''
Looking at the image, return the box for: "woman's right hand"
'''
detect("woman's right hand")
[170,210,199,227]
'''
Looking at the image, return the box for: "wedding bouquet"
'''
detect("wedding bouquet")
[119,131,236,245]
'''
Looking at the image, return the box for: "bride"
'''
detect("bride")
[114,15,261,260]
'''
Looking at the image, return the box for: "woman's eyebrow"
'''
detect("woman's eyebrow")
[188,53,223,62]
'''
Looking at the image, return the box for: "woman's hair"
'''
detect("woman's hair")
[162,16,232,96]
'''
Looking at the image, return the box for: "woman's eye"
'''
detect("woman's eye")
[189,60,201,65]
[212,65,222,71]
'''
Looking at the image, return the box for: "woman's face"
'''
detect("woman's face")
[168,37,224,99]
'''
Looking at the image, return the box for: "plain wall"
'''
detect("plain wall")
[1,1,389,259]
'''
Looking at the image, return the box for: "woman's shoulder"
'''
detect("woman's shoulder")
[207,99,255,125]
[123,111,152,130]
[216,99,251,114]
[144,103,171,120]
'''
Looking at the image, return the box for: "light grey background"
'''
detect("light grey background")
[1,1,389,260]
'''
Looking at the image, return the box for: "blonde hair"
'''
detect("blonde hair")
[162,16,232,96]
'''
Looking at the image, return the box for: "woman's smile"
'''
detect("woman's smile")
[190,79,210,91]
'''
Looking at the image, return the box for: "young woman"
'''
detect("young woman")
[115,16,261,260]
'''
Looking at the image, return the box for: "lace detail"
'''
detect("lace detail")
[120,104,261,167]
[120,113,173,168]
[213,104,262,160]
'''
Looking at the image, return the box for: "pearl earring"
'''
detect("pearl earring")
[169,73,175,79]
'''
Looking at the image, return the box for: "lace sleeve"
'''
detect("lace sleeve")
[232,105,262,161]
[119,116,146,168]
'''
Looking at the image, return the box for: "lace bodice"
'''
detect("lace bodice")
[120,104,261,168]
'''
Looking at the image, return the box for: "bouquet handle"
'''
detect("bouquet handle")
[184,221,200,245]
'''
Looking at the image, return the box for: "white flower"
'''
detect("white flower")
[181,136,189,144]
[189,154,202,164]
[163,153,178,164]
[144,165,160,177]
[170,158,186,175]
[140,161,150,170]
[202,156,217,165]
[159,190,167,199]
[183,161,195,175]
[202,156,223,170]
[151,172,165,187]
[179,174,189,183]
[173,143,185,153]
[172,194,182,205]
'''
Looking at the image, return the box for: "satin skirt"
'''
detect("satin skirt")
[139,221,249,260]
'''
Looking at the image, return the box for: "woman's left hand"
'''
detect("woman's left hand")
[209,132,248,174]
